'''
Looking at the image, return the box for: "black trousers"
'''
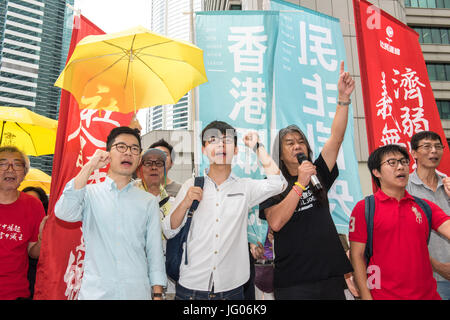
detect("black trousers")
[274,276,346,300]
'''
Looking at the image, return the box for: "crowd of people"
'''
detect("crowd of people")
[1,62,450,300]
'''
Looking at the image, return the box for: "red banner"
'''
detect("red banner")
[34,15,134,300]
[353,0,450,178]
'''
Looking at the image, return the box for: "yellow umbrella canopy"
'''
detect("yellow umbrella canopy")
[55,26,208,114]
[19,168,51,194]
[0,106,58,156]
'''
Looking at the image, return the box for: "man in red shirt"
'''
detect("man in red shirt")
[0,146,47,299]
[349,144,450,300]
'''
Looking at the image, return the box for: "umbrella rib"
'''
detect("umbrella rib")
[85,53,127,85]
[137,53,193,64]
[102,40,130,55]
[66,53,126,68]
[132,40,174,54]
[132,54,168,88]
[15,122,37,155]
[123,35,137,89]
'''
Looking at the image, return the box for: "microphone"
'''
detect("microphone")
[296,153,323,191]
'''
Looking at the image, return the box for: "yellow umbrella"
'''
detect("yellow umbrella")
[0,106,58,156]
[19,168,51,194]
[55,26,208,114]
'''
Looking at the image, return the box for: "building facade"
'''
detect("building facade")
[0,0,75,174]
[146,0,202,133]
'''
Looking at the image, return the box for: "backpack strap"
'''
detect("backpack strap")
[412,196,432,244]
[364,195,375,265]
[159,196,170,208]
[183,176,205,265]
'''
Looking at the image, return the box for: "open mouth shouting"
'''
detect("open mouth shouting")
[395,172,407,182]
[3,175,17,183]
[120,159,133,168]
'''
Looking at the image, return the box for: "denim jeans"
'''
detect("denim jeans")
[437,281,450,300]
[175,282,244,300]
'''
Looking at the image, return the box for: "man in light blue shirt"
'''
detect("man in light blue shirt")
[55,127,166,300]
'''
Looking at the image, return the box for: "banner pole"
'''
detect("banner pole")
[188,1,199,177]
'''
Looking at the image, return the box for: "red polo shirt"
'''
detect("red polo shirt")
[0,192,45,299]
[349,190,450,300]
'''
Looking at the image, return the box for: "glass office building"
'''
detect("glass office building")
[0,0,75,174]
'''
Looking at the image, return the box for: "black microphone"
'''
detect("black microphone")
[296,153,323,191]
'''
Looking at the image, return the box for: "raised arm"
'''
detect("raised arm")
[321,61,355,171]
[243,131,280,176]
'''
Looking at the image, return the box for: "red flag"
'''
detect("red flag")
[34,15,134,300]
[353,0,450,181]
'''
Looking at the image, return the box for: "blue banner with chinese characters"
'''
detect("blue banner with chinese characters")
[195,4,362,236]
[272,0,362,233]
[195,11,279,244]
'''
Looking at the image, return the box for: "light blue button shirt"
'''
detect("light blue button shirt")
[55,177,167,300]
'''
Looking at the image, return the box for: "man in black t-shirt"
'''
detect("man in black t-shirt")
[259,61,355,300]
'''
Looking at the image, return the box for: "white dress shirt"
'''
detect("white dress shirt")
[162,172,287,292]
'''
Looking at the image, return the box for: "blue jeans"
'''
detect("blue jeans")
[437,281,450,300]
[175,282,244,300]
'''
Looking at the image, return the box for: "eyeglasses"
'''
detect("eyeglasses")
[142,160,165,168]
[206,136,235,144]
[381,157,410,167]
[112,143,141,155]
[0,161,25,171]
[417,143,444,151]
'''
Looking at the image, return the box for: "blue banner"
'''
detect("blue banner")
[272,0,363,233]
[195,11,279,244]
[195,3,363,237]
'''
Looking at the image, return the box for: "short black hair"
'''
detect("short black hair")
[411,131,442,150]
[368,144,409,188]
[106,126,141,151]
[200,120,237,147]
[22,186,49,213]
[149,139,175,161]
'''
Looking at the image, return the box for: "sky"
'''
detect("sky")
[73,0,153,133]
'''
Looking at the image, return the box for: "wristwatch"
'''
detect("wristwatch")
[152,292,165,299]
[253,141,263,153]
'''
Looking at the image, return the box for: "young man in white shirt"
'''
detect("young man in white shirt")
[162,120,287,300]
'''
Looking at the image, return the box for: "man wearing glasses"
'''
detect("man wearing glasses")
[0,146,47,299]
[349,144,450,299]
[407,131,450,299]
[55,126,166,300]
[162,120,287,300]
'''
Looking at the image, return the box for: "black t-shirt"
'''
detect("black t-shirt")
[259,153,353,288]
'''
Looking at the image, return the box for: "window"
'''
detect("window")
[422,28,432,43]
[441,29,449,44]
[431,28,441,43]
[414,27,450,44]
[407,0,450,6]
[436,64,446,81]
[437,100,450,119]
[427,64,437,80]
